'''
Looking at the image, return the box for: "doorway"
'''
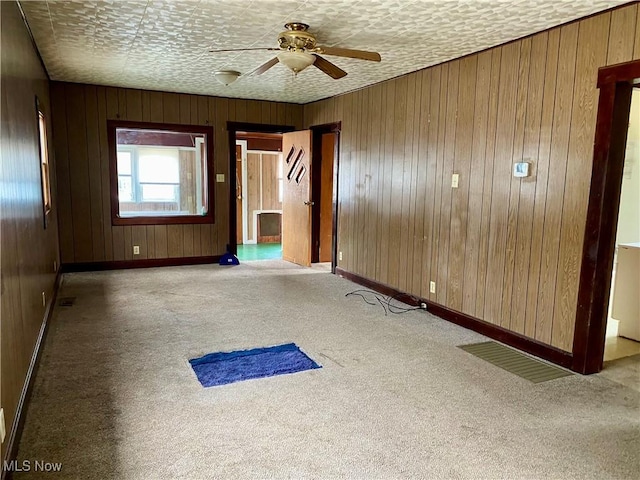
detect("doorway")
[235,133,285,261]
[572,60,640,374]
[310,124,340,269]
[604,86,640,362]
[227,122,340,270]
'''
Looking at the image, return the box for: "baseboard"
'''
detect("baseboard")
[2,271,63,480]
[335,267,574,370]
[61,255,221,273]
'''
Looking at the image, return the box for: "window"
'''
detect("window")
[36,99,52,227]
[108,121,214,225]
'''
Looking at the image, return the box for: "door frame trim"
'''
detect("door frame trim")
[309,122,342,273]
[572,59,639,374]
[227,122,295,254]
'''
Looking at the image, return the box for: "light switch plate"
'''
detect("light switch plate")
[451,174,459,188]
[216,174,225,183]
[430,281,436,294]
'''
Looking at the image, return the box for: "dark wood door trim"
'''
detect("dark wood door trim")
[572,59,639,374]
[227,122,295,255]
[310,122,341,273]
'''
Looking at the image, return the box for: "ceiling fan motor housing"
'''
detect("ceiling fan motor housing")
[278,22,317,51]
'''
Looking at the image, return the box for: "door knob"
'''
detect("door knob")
[304,201,314,206]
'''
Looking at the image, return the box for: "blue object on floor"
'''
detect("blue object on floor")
[189,343,321,387]
[219,251,240,265]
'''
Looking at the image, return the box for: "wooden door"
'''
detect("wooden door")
[282,130,313,266]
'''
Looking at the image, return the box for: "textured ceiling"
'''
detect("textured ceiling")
[21,0,628,104]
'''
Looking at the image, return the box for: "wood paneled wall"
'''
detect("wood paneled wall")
[1,1,60,463]
[304,4,640,353]
[51,82,302,264]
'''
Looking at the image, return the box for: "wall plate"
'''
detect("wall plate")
[513,162,530,177]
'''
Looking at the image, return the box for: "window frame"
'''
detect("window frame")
[36,97,52,228]
[108,120,215,226]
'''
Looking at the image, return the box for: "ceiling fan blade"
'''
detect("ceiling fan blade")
[248,57,280,76]
[312,55,347,79]
[315,46,381,62]
[209,47,280,53]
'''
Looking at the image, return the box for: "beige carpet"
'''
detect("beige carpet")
[14,260,640,479]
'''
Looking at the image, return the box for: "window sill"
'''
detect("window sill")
[112,214,214,226]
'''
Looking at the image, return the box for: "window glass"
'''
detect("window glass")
[117,151,132,175]
[110,124,212,224]
[138,148,180,183]
[141,184,178,202]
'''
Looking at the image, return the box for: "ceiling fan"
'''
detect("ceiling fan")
[209,22,381,82]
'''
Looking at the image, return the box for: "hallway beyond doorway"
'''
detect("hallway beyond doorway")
[236,243,282,261]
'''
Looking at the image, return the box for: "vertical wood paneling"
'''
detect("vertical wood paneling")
[398,74,416,292]
[83,85,105,261]
[484,43,520,325]
[500,38,530,329]
[412,70,430,297]
[51,83,74,262]
[552,13,611,351]
[462,50,491,314]
[375,82,393,282]
[526,29,560,339]
[448,56,476,311]
[475,49,501,317]
[388,77,407,287]
[423,67,440,301]
[607,4,636,64]
[510,33,548,335]
[354,89,367,275]
[96,87,113,261]
[437,61,459,304]
[367,83,383,282]
[536,23,579,346]
[66,83,94,262]
[146,225,156,259]
[106,87,125,261]
[431,64,448,303]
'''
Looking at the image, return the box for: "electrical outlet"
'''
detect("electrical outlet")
[429,281,436,294]
[451,173,459,188]
[42,292,46,307]
[133,245,140,255]
[0,408,5,443]
[53,260,57,272]
[339,251,343,261]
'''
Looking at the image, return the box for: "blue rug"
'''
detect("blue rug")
[189,343,321,387]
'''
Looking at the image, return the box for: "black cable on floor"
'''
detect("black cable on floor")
[345,289,425,316]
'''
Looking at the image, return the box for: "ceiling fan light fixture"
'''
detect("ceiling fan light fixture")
[214,70,241,86]
[276,51,315,74]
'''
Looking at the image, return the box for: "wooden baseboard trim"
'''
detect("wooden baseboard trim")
[335,267,574,370]
[61,255,221,273]
[2,272,63,480]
